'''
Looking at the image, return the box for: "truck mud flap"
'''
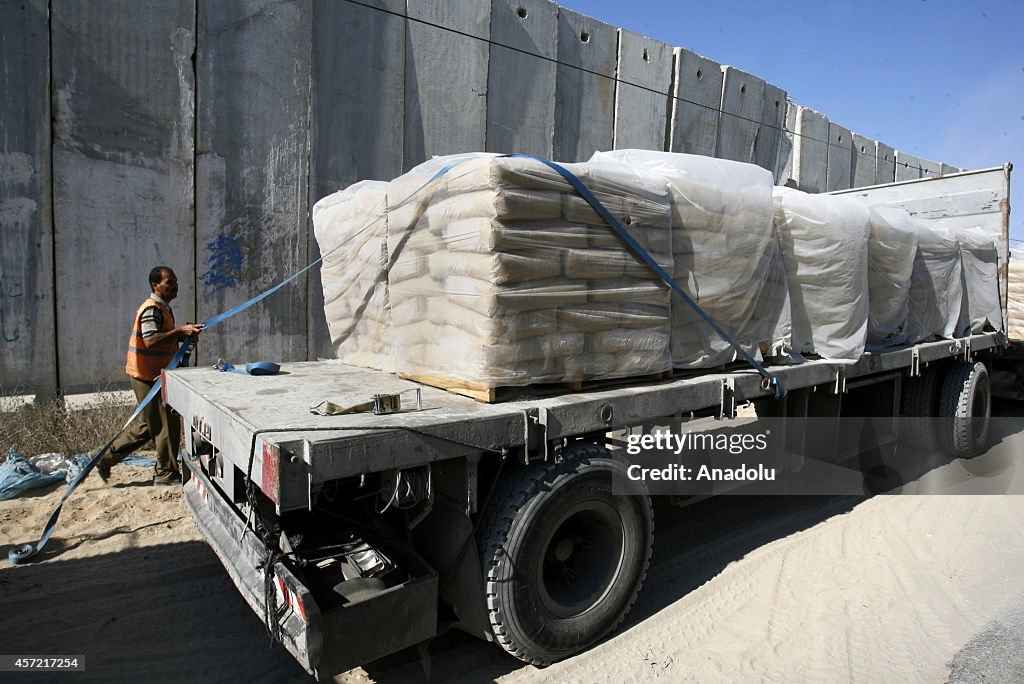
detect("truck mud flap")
[182,459,439,677]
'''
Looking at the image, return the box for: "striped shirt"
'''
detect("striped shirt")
[140,293,173,340]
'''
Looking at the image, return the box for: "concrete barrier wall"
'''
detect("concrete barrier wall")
[669,48,723,158]
[52,0,196,393]
[0,0,55,395]
[613,29,673,150]
[0,0,965,393]
[553,8,616,161]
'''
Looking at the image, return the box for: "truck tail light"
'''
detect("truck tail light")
[261,442,280,504]
[274,573,308,624]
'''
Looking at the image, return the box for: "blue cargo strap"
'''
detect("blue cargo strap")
[215,360,281,376]
[505,154,784,399]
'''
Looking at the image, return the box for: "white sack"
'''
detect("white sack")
[957,227,1002,333]
[866,207,919,348]
[906,224,966,342]
[770,188,871,361]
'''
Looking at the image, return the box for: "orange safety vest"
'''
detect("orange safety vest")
[125,298,177,381]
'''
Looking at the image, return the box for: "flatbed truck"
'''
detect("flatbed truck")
[165,165,1013,679]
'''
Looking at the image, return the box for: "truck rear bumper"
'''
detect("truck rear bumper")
[182,458,441,677]
[182,459,322,674]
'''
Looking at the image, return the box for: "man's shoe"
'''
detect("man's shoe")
[153,472,181,487]
[96,464,111,484]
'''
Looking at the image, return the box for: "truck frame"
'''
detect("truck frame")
[166,165,1012,679]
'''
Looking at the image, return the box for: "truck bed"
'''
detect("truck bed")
[165,332,1003,486]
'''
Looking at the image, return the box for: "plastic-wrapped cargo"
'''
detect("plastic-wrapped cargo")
[866,207,919,349]
[312,180,393,371]
[589,150,786,368]
[1009,258,1024,341]
[387,154,673,389]
[957,227,1002,333]
[770,188,871,361]
[906,224,966,342]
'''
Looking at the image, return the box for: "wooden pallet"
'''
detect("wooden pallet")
[398,370,673,404]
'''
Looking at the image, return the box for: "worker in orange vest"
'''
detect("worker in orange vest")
[97,267,204,486]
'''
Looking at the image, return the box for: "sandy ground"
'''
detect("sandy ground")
[1,409,1022,683]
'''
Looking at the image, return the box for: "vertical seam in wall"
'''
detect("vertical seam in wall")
[663,48,676,152]
[47,0,61,396]
[193,0,200,354]
[304,1,314,361]
[482,4,492,153]
[611,29,620,149]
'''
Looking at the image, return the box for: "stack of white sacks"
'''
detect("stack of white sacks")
[1008,258,1024,340]
[311,152,1003,390]
[385,154,674,386]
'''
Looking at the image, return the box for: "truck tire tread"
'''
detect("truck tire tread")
[477,444,653,666]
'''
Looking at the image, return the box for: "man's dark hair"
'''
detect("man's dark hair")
[149,266,171,287]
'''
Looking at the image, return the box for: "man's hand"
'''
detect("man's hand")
[179,323,204,339]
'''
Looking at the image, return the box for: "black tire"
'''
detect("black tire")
[900,369,941,452]
[939,361,992,459]
[478,443,653,666]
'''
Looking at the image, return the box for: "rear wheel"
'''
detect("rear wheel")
[900,369,940,452]
[478,443,653,665]
[939,360,991,459]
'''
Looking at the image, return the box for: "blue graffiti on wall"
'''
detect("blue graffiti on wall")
[201,235,244,294]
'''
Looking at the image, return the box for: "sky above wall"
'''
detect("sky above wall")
[558,0,1024,246]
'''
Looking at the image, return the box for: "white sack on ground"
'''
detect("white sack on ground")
[386,154,674,388]
[957,227,1002,333]
[590,150,785,368]
[906,224,966,342]
[866,208,919,349]
[312,180,393,371]
[770,188,871,361]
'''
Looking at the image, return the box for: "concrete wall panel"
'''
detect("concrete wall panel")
[554,7,616,161]
[668,48,722,157]
[307,0,405,360]
[755,82,786,176]
[715,66,764,164]
[613,29,673,150]
[895,151,924,182]
[919,157,941,178]
[940,163,959,176]
[0,0,55,396]
[793,106,828,193]
[487,0,557,157]
[52,0,195,392]
[196,0,310,367]
[875,142,896,184]
[851,133,877,188]
[405,0,490,168]
[825,121,853,191]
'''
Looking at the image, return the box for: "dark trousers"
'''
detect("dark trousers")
[103,376,181,476]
